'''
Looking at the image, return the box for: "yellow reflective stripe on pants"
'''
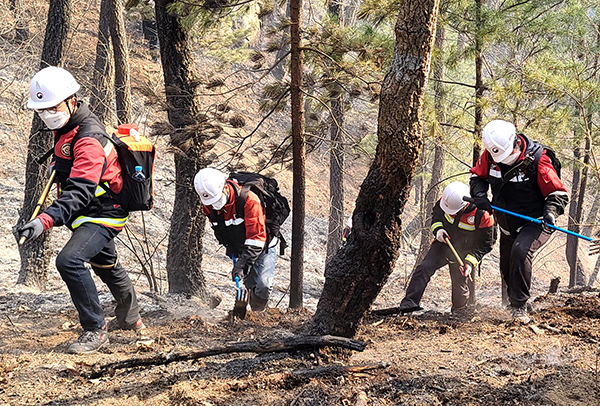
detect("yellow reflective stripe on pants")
[71,216,128,229]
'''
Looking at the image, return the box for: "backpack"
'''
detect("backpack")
[533,143,561,178]
[102,124,156,212]
[228,171,290,255]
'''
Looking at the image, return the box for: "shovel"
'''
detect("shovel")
[231,257,248,319]
[443,235,473,281]
[463,197,600,255]
[19,170,56,245]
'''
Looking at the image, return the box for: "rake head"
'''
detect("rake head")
[588,239,600,256]
[232,287,248,319]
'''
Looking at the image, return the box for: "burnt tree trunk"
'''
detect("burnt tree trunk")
[325,0,345,263]
[156,0,210,300]
[289,0,305,309]
[110,0,132,124]
[307,0,440,337]
[325,92,345,263]
[17,0,72,290]
[566,146,581,286]
[90,0,115,125]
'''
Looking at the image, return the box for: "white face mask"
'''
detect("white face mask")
[38,109,70,130]
[501,149,521,165]
[211,192,228,211]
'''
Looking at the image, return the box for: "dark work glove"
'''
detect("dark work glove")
[231,263,245,282]
[16,218,44,243]
[541,212,556,233]
[473,195,492,213]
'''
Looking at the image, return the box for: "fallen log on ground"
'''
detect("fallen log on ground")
[87,334,366,379]
[370,306,404,316]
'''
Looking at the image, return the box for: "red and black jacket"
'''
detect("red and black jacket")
[37,102,128,231]
[430,201,495,268]
[470,134,568,236]
[202,180,269,274]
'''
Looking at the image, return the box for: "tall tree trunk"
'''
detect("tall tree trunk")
[473,0,483,166]
[325,93,345,263]
[110,0,132,124]
[289,0,305,309]
[415,19,446,266]
[308,0,440,337]
[90,0,115,125]
[155,0,210,300]
[17,0,72,290]
[325,0,345,264]
[566,146,581,286]
[470,0,484,305]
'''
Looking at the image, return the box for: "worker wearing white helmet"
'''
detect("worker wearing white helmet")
[195,168,279,312]
[16,66,144,354]
[399,182,495,315]
[470,119,568,323]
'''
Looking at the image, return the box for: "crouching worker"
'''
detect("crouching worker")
[399,182,495,314]
[15,67,144,354]
[194,168,278,311]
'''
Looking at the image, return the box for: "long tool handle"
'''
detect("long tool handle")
[443,235,472,280]
[19,171,56,245]
[490,205,593,242]
[232,256,241,293]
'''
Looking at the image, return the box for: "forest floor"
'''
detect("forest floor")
[1,2,600,404]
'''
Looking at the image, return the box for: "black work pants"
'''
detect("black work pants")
[55,223,140,331]
[400,241,469,311]
[499,223,551,308]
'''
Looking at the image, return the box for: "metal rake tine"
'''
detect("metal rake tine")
[588,240,600,255]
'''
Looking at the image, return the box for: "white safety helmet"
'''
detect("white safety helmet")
[482,120,517,163]
[194,168,226,205]
[440,181,470,215]
[26,66,81,110]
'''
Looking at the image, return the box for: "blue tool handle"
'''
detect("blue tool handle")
[233,256,240,289]
[490,204,594,242]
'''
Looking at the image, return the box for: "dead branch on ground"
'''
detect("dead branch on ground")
[87,334,366,379]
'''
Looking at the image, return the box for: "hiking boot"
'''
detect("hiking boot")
[67,325,109,354]
[511,306,531,324]
[249,290,268,312]
[108,318,147,334]
[399,304,423,314]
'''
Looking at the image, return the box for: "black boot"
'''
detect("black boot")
[249,289,268,311]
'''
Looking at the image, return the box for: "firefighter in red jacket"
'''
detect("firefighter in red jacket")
[470,119,568,323]
[399,182,495,314]
[194,168,278,311]
[16,66,144,353]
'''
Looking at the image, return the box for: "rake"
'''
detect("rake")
[231,257,248,319]
[464,197,600,255]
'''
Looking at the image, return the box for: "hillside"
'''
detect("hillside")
[1,1,600,405]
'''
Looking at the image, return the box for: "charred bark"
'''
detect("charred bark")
[155,0,211,300]
[307,0,440,337]
[17,0,72,290]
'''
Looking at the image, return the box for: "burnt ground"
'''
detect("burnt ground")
[0,290,599,405]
